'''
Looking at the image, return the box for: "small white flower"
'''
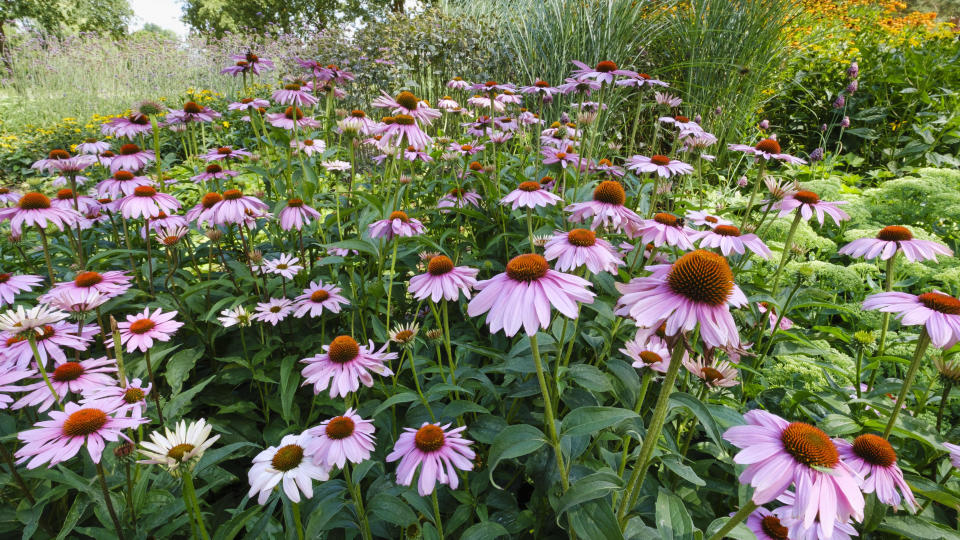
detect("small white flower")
[0,304,70,335]
[218,305,252,327]
[138,418,220,476]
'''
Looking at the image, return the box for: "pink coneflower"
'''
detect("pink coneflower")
[101,113,153,139]
[16,399,145,468]
[556,77,602,96]
[248,431,329,505]
[627,213,697,249]
[96,170,155,199]
[0,187,22,205]
[520,80,561,99]
[0,321,96,368]
[386,422,475,496]
[616,250,747,348]
[191,163,239,183]
[683,357,739,388]
[0,192,81,234]
[621,334,673,374]
[13,357,116,411]
[42,270,132,305]
[437,96,460,111]
[0,368,33,409]
[165,102,221,126]
[658,115,701,133]
[118,186,180,219]
[693,225,771,258]
[338,110,377,136]
[278,199,321,231]
[517,110,542,126]
[202,146,251,162]
[367,211,426,240]
[51,189,98,213]
[774,190,849,226]
[467,254,595,336]
[745,506,790,540]
[141,212,187,240]
[211,189,268,225]
[306,408,376,469]
[265,107,321,130]
[292,281,349,318]
[722,410,864,539]
[109,143,155,173]
[500,181,562,210]
[685,209,732,228]
[835,434,916,511]
[728,138,806,165]
[590,158,625,178]
[378,114,432,150]
[230,52,274,74]
[463,115,496,136]
[31,149,73,173]
[565,180,642,232]
[447,77,471,90]
[863,291,960,348]
[373,91,441,125]
[272,82,319,107]
[43,288,107,314]
[50,155,96,174]
[758,302,793,331]
[264,255,302,280]
[542,145,580,169]
[403,146,433,162]
[116,308,183,353]
[774,490,859,540]
[300,336,396,398]
[228,97,270,111]
[654,92,682,107]
[184,192,222,226]
[625,154,694,178]
[944,443,960,468]
[0,273,43,305]
[615,72,669,88]
[438,188,482,211]
[82,378,151,419]
[543,229,624,274]
[291,138,326,156]
[408,255,479,303]
[252,298,294,326]
[839,226,952,262]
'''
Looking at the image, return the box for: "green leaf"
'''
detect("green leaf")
[56,496,89,540]
[819,414,861,437]
[163,375,214,420]
[213,504,262,540]
[668,393,724,447]
[194,442,257,476]
[487,424,547,488]
[325,239,378,257]
[567,364,613,393]
[568,500,622,540]
[655,489,695,540]
[372,392,419,417]
[878,515,960,540]
[660,456,706,487]
[279,355,298,423]
[460,521,510,540]
[368,493,418,527]
[556,470,623,517]
[560,406,638,438]
[164,347,202,394]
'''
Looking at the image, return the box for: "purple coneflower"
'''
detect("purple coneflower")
[683,357,739,388]
[300,336,396,398]
[252,298,294,326]
[118,186,180,219]
[0,368,33,409]
[446,77,471,90]
[408,255,478,303]
[556,76,602,96]
[264,255,302,280]
[378,114,432,150]
[626,154,694,178]
[211,189,268,225]
[745,506,790,540]
[693,225,771,258]
[621,334,674,374]
[0,273,43,306]
[1,321,96,368]
[944,443,960,468]
[438,188,482,211]
[373,90,441,125]
[265,107,321,130]
[0,192,81,234]
[627,213,697,250]
[543,229,624,274]
[109,144,155,173]
[165,102,221,127]
[863,291,960,348]
[248,431,328,505]
[0,187,22,205]
[835,434,916,511]
[279,199,321,231]
[616,250,747,348]
[722,410,864,539]
[654,92,682,107]
[306,409,375,469]
[202,146,251,162]
[228,97,270,111]
[42,270,132,305]
[292,281,349,318]
[839,226,952,262]
[32,149,73,173]
[292,138,325,156]
[51,189,98,213]
[774,190,848,226]
[565,180,642,232]
[758,302,793,331]
[75,139,111,155]
[272,81,320,106]
[96,170,154,199]
[16,399,146,468]
[82,378,151,419]
[385,422,475,496]
[13,357,116,412]
[467,253,595,337]
[101,113,153,139]
[218,305,252,328]
[500,181,562,210]
[191,163,239,183]
[541,146,580,169]
[616,72,669,88]
[116,308,183,353]
[367,211,425,240]
[685,209,732,228]
[728,138,806,165]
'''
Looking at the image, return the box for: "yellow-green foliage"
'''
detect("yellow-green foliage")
[854,169,960,232]
[765,339,856,390]
[765,218,838,255]
[784,260,863,293]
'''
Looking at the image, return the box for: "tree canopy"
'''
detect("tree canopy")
[180,0,410,36]
[1,0,133,37]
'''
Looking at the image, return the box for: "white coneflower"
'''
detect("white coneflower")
[218,305,253,327]
[389,322,420,348]
[0,304,70,335]
[138,418,220,476]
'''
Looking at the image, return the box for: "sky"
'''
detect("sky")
[129,0,189,37]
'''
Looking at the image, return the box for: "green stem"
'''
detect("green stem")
[385,239,399,331]
[441,301,457,386]
[530,333,569,491]
[345,464,373,540]
[526,207,535,251]
[936,381,951,432]
[770,212,802,295]
[144,349,165,425]
[869,255,898,390]
[883,328,931,439]
[96,463,126,540]
[0,442,35,504]
[408,348,435,421]
[181,469,210,540]
[431,491,445,538]
[617,371,653,477]
[291,501,304,540]
[36,226,56,284]
[619,342,686,521]
[706,500,758,540]
[738,161,766,230]
[28,335,61,410]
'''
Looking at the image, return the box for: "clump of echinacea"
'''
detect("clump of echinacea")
[293,281,350,317]
[692,224,771,259]
[543,228,624,274]
[248,431,329,505]
[306,408,376,470]
[728,137,806,165]
[408,255,479,303]
[467,253,595,337]
[0,192,81,234]
[109,143,155,173]
[12,356,117,411]
[139,418,220,476]
[565,180,642,233]
[96,170,155,199]
[721,410,864,539]
[42,270,132,305]
[372,90,441,125]
[301,336,396,398]
[500,181,562,210]
[839,225,952,262]
[16,399,147,468]
[616,250,747,349]
[210,189,268,225]
[0,319,95,368]
[265,107,321,130]
[386,422,475,496]
[437,188,482,211]
[367,211,425,240]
